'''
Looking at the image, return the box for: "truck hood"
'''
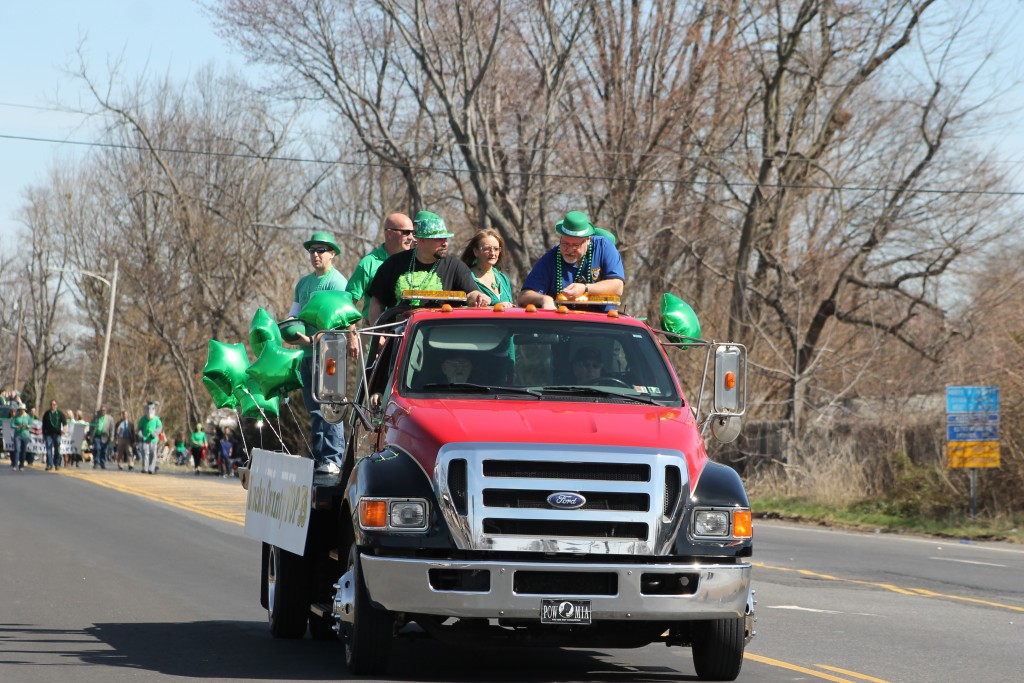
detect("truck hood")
[389,397,709,488]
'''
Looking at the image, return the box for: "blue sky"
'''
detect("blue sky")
[1,1,1023,247]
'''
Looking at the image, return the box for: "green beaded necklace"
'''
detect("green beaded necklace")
[406,252,442,289]
[555,239,594,292]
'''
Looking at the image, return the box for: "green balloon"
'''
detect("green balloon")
[235,377,280,419]
[297,290,362,331]
[246,342,304,399]
[661,293,701,340]
[249,307,283,357]
[278,317,309,343]
[202,340,250,407]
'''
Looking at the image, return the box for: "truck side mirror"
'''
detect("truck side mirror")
[713,345,744,413]
[313,331,349,404]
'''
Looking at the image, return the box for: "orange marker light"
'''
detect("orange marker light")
[732,510,752,538]
[493,303,505,312]
[557,305,569,314]
[607,310,619,318]
[441,303,453,313]
[724,371,735,390]
[326,358,337,376]
[359,499,388,528]
[525,304,537,313]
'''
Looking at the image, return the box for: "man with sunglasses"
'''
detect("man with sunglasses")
[519,211,624,310]
[344,213,416,358]
[288,231,348,475]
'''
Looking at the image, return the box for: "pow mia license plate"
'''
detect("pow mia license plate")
[540,599,592,625]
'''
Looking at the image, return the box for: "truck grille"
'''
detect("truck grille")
[436,444,688,555]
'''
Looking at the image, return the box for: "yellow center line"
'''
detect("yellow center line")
[58,469,246,526]
[753,561,1024,612]
[816,664,891,682]
[745,653,881,682]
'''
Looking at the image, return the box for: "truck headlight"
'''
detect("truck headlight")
[359,497,429,532]
[390,500,427,529]
[694,510,730,536]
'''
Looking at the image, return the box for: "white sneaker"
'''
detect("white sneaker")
[314,461,341,475]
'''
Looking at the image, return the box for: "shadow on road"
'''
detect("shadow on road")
[49,620,696,681]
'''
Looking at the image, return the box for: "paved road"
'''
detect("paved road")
[1,464,1021,682]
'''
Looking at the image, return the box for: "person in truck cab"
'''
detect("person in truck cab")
[518,210,625,310]
[440,354,474,384]
[366,210,488,323]
[571,347,604,383]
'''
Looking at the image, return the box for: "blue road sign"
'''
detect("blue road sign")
[947,424,1000,441]
[946,413,1000,425]
[946,386,999,414]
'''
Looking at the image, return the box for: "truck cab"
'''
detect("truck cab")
[250,297,754,681]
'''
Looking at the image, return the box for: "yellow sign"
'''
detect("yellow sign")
[947,441,1000,468]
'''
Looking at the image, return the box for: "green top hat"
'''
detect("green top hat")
[413,211,454,239]
[302,230,341,253]
[555,211,596,238]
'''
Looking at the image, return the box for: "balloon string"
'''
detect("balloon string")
[239,388,287,451]
[284,397,313,458]
[232,408,248,459]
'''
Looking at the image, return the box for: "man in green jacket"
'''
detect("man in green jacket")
[90,405,113,470]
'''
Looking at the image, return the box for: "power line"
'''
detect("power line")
[2,131,1023,198]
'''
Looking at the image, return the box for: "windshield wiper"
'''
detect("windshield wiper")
[422,382,541,398]
[539,385,660,406]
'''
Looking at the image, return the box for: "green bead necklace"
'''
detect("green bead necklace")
[555,240,594,292]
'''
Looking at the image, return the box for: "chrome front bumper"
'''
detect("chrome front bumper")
[360,554,750,621]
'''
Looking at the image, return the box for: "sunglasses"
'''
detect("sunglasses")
[388,228,415,236]
[308,246,332,254]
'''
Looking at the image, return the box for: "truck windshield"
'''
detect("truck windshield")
[402,318,681,404]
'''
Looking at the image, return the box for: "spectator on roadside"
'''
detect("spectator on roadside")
[10,405,32,471]
[115,410,136,471]
[174,433,187,465]
[189,423,207,475]
[90,405,113,470]
[41,399,67,471]
[344,212,417,358]
[137,402,163,474]
[219,427,238,478]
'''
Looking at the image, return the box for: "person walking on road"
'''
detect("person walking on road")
[41,399,67,471]
[137,402,163,474]
[114,410,136,471]
[10,405,32,471]
[219,427,238,478]
[189,423,207,475]
[90,405,113,470]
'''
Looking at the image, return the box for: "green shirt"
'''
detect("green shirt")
[471,268,515,306]
[138,415,163,443]
[12,414,33,440]
[293,267,348,355]
[345,244,389,321]
[190,430,207,447]
[92,414,112,441]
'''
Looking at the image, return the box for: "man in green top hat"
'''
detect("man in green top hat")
[366,210,487,323]
[287,230,349,475]
[519,210,625,309]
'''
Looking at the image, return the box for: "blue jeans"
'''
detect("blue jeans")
[12,436,28,468]
[44,434,62,468]
[301,354,344,465]
[93,437,109,468]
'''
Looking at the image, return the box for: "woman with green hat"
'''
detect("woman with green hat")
[519,211,624,310]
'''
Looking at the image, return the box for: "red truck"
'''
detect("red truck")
[244,295,754,681]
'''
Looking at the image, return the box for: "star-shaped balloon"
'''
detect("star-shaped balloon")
[246,342,304,399]
[661,293,701,342]
[249,307,283,357]
[297,290,362,331]
[235,377,280,419]
[202,340,250,408]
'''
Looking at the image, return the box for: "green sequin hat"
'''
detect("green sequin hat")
[413,211,454,239]
[302,230,341,253]
[555,211,596,238]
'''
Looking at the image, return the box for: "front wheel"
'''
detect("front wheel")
[267,545,310,638]
[339,546,393,674]
[691,617,745,681]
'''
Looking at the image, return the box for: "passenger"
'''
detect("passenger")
[366,211,488,323]
[571,347,604,384]
[345,213,417,358]
[518,211,624,310]
[460,229,515,307]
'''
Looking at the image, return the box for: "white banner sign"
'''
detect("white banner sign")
[244,448,314,555]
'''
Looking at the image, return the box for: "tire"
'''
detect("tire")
[267,545,310,639]
[340,546,393,675]
[691,617,745,681]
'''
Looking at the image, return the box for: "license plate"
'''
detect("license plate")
[540,599,592,625]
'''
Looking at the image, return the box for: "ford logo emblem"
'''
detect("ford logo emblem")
[547,492,586,509]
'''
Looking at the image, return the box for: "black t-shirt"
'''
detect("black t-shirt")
[367,250,477,310]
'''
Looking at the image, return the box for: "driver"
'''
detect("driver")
[571,347,604,383]
[441,354,474,384]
